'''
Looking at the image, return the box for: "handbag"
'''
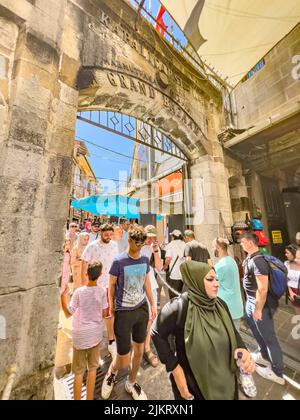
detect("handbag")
[166,256,179,282]
[294,275,300,306]
[288,274,300,306]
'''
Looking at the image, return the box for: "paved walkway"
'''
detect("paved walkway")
[54,297,300,401]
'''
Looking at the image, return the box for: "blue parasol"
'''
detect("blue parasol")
[71,195,140,218]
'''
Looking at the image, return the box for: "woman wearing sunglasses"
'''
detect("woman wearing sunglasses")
[152,261,255,400]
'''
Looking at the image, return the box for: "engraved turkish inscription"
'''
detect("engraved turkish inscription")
[97,11,191,92]
[106,71,201,137]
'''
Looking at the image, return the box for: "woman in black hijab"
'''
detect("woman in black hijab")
[152,261,255,400]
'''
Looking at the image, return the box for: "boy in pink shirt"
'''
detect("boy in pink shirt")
[61,263,109,400]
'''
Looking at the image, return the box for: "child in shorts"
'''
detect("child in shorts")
[61,262,109,400]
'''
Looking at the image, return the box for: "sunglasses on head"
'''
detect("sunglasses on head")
[133,239,146,246]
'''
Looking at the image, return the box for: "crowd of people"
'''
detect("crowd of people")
[59,219,300,401]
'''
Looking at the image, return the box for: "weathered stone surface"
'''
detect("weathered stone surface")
[0,175,40,215]
[58,81,78,106]
[234,23,300,129]
[12,59,57,92]
[0,16,19,52]
[0,286,59,400]
[8,105,48,151]
[43,185,71,221]
[10,77,52,120]
[0,0,231,401]
[59,53,81,88]
[46,126,75,156]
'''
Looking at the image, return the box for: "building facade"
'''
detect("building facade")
[69,139,100,224]
[223,23,300,259]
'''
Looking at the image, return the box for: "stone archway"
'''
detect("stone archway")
[0,0,233,399]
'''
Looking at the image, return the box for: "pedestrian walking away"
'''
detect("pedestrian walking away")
[164,230,186,300]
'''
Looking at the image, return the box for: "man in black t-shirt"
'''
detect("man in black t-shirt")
[184,230,212,265]
[241,232,284,386]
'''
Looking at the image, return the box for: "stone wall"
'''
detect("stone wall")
[76,0,226,160]
[233,23,300,129]
[0,0,79,399]
[224,154,250,223]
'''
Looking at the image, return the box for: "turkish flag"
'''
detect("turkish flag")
[156,5,168,36]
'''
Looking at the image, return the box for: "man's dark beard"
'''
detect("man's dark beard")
[101,238,111,244]
[214,250,219,258]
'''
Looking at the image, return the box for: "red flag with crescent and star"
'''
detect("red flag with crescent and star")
[156,5,168,36]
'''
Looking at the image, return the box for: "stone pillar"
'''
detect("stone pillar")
[0,1,80,399]
[224,155,251,222]
[190,154,233,251]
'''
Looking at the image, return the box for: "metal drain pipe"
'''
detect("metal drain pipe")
[1,365,18,400]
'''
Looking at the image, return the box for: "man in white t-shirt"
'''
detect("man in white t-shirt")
[81,224,119,358]
[163,230,186,300]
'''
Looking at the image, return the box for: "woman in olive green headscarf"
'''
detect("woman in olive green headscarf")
[152,261,255,400]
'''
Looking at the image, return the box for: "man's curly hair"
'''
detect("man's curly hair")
[128,226,147,243]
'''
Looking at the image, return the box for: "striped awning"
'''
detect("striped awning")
[160,0,300,86]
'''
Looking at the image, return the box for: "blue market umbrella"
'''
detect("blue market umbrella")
[71,195,140,218]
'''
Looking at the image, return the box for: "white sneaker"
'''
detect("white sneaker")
[108,341,117,359]
[125,381,148,400]
[239,373,257,398]
[101,371,117,400]
[251,352,271,368]
[256,366,285,385]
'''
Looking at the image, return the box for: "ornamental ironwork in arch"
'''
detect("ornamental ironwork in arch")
[77,110,188,161]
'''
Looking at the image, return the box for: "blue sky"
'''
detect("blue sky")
[76,119,135,188]
[134,0,187,46]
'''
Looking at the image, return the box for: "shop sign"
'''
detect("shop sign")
[272,231,283,244]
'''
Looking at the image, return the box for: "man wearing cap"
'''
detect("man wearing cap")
[87,220,100,244]
[163,230,186,300]
[141,226,163,368]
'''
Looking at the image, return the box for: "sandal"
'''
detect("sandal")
[144,351,159,368]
